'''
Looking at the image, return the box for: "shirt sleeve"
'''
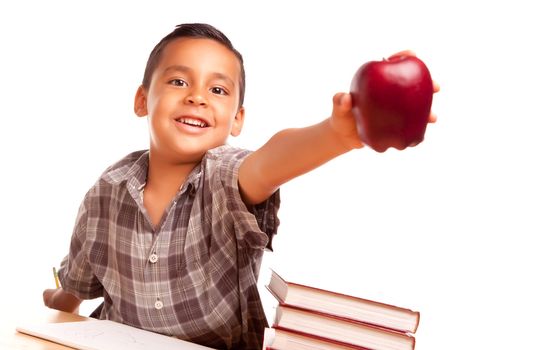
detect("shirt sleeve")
[216,146,280,252]
[58,189,104,300]
[209,146,280,348]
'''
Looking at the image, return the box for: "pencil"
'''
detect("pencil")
[53,267,60,288]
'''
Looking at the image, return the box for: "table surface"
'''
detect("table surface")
[1,307,91,349]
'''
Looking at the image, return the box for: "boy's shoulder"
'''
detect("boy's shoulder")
[98,150,149,186]
[205,144,251,162]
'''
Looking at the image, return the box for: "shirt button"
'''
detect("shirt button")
[154,300,163,310]
[149,253,158,263]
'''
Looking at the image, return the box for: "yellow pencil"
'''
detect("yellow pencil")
[53,267,60,288]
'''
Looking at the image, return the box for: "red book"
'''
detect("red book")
[273,304,415,350]
[266,269,419,333]
[263,326,369,350]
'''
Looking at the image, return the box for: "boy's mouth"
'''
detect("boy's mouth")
[175,117,208,128]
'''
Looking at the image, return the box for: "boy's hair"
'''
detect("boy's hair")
[142,23,246,108]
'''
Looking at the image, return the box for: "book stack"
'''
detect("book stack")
[262,270,420,350]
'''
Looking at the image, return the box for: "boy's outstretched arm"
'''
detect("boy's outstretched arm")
[43,288,82,313]
[239,92,362,205]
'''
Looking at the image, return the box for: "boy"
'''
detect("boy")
[43,23,438,349]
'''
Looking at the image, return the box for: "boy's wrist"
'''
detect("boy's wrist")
[325,118,363,154]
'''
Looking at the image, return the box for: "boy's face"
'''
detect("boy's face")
[135,38,244,163]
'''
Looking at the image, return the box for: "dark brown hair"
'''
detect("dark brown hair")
[142,23,246,107]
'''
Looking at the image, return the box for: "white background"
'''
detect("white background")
[1,1,536,349]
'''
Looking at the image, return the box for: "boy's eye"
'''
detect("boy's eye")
[169,79,187,87]
[211,87,228,95]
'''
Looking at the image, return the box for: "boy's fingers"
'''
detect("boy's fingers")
[433,80,440,93]
[333,92,345,106]
[389,50,416,59]
[333,92,352,111]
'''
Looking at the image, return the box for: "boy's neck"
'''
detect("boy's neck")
[145,152,200,195]
[142,152,200,227]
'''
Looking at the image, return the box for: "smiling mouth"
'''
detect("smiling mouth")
[175,117,208,128]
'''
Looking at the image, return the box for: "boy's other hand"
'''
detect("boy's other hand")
[43,288,58,308]
[329,92,364,150]
[43,288,81,314]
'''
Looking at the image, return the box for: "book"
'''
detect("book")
[16,319,215,350]
[262,326,369,350]
[266,269,419,333]
[273,304,415,350]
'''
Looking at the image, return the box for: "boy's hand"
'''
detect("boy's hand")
[337,50,440,150]
[43,288,81,314]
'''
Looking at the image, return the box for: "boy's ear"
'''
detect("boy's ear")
[230,107,245,137]
[134,85,148,117]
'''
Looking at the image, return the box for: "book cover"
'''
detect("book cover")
[266,269,419,333]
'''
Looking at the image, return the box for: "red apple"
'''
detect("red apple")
[350,55,434,152]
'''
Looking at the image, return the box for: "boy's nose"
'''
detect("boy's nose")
[185,93,207,106]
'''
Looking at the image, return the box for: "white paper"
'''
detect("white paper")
[16,319,215,350]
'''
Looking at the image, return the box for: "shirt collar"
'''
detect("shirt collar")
[116,151,203,197]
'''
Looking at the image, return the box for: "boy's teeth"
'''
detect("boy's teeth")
[178,118,207,127]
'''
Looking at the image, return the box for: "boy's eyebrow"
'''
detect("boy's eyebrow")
[163,65,235,88]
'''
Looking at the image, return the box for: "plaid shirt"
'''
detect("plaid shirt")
[58,145,280,350]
